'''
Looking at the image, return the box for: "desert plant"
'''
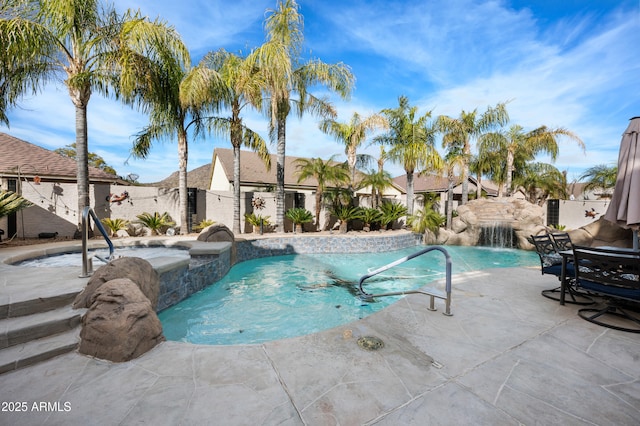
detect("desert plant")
[101,218,129,237]
[331,205,362,233]
[285,208,313,233]
[359,207,383,231]
[135,212,175,236]
[193,219,215,232]
[379,201,407,230]
[245,212,271,233]
[407,208,445,234]
[0,190,32,219]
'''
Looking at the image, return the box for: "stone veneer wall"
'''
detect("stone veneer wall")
[156,232,423,311]
[156,249,232,312]
[236,232,422,262]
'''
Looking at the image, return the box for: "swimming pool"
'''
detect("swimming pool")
[160,245,538,345]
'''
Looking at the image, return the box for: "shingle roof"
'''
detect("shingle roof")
[0,132,119,182]
[393,173,499,196]
[213,147,331,188]
[151,163,212,189]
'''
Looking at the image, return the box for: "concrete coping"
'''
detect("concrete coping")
[187,241,231,256]
[146,256,191,274]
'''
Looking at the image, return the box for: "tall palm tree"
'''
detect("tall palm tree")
[128,37,212,235]
[376,96,443,216]
[0,0,188,222]
[436,102,509,205]
[185,49,271,235]
[294,156,349,230]
[357,169,393,208]
[479,124,584,196]
[249,0,354,232]
[319,111,388,190]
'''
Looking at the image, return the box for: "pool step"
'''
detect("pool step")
[0,291,79,319]
[0,305,83,374]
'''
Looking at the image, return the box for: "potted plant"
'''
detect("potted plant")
[331,205,362,234]
[135,212,175,236]
[285,208,313,233]
[245,212,271,234]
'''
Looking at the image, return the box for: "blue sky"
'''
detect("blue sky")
[3,0,639,183]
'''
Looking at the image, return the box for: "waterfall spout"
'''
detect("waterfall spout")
[478,222,518,248]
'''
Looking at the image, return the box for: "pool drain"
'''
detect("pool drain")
[357,336,384,351]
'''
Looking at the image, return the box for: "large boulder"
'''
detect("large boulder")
[568,217,634,248]
[197,223,236,263]
[78,278,165,362]
[73,257,160,310]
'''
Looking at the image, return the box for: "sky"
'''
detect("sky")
[3,0,639,183]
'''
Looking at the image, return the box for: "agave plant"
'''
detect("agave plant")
[285,208,313,233]
[135,212,175,236]
[331,205,362,233]
[359,207,383,231]
[0,190,33,219]
[193,219,215,232]
[101,218,130,237]
[379,201,407,230]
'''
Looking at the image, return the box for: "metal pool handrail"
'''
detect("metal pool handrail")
[357,245,453,316]
[80,206,115,277]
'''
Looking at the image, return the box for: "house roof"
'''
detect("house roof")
[152,163,212,190]
[0,132,120,183]
[393,173,499,196]
[213,147,334,189]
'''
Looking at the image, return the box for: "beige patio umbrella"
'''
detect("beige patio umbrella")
[603,116,640,250]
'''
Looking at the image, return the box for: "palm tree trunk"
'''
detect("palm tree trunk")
[276,118,286,233]
[506,150,515,196]
[314,189,322,231]
[75,103,90,224]
[406,170,415,216]
[232,145,242,235]
[178,130,189,235]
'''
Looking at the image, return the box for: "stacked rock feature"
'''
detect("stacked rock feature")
[73,257,164,362]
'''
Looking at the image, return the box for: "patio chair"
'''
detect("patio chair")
[550,232,573,252]
[572,246,640,333]
[530,234,593,305]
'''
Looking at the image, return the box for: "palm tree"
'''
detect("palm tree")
[249,0,354,232]
[579,164,617,194]
[514,162,567,205]
[357,169,393,208]
[0,0,188,222]
[294,156,350,230]
[128,53,203,235]
[319,112,388,190]
[436,103,509,205]
[376,96,443,216]
[479,124,584,196]
[442,151,465,230]
[185,49,271,235]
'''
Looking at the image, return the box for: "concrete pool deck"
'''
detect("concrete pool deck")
[1,236,639,425]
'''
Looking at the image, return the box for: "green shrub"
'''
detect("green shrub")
[193,219,215,232]
[379,201,407,229]
[101,218,129,237]
[135,212,175,235]
[407,208,445,234]
[285,208,313,232]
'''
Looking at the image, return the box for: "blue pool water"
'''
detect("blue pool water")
[160,245,538,345]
